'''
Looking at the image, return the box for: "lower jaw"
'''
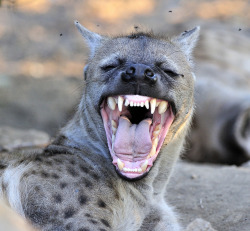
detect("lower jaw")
[107,116,174,179]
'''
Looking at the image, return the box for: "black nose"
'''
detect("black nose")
[121,63,157,84]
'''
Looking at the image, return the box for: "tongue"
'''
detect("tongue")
[113,116,152,158]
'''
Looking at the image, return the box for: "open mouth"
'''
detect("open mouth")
[100,95,175,179]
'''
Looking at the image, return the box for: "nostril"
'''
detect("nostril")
[126,67,136,76]
[144,69,154,78]
[121,72,131,82]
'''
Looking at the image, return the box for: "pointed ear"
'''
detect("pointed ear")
[174,26,200,63]
[74,21,104,57]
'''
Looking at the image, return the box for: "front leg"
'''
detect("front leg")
[139,204,182,231]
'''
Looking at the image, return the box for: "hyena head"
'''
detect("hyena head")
[72,21,199,180]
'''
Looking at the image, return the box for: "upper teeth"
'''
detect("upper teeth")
[118,96,124,112]
[107,97,116,110]
[150,98,156,114]
[107,96,168,114]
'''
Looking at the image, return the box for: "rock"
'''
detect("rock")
[167,161,250,231]
[185,218,216,231]
[0,126,50,152]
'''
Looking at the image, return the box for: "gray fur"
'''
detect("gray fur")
[0,22,199,231]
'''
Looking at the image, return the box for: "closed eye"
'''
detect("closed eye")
[101,58,125,72]
[101,65,118,72]
[162,69,179,77]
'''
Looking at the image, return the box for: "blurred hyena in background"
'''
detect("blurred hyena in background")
[185,25,250,165]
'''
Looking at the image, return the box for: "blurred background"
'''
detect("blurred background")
[0,0,250,163]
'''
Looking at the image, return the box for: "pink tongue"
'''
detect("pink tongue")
[114,117,152,157]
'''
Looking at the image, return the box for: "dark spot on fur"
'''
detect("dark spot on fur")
[31,170,37,175]
[99,229,107,231]
[127,32,153,40]
[53,135,67,145]
[98,199,106,208]
[41,171,49,178]
[51,173,60,179]
[64,207,76,219]
[60,182,68,189]
[239,28,242,31]
[22,172,30,178]
[85,213,92,218]
[70,160,76,165]
[34,156,42,162]
[91,172,100,180]
[89,219,98,224]
[169,10,172,12]
[17,159,25,165]
[78,228,90,231]
[53,194,62,203]
[80,177,93,188]
[79,165,89,174]
[67,166,79,177]
[78,194,88,205]
[2,182,7,194]
[60,33,63,36]
[45,160,53,166]
[0,163,7,169]
[114,190,120,200]
[34,186,41,192]
[54,158,63,164]
[26,206,51,225]
[100,219,110,228]
[66,223,72,230]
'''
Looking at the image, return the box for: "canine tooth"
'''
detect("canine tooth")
[153,130,160,137]
[145,100,149,109]
[150,99,156,114]
[112,134,115,143]
[158,101,168,114]
[111,120,117,128]
[141,102,144,107]
[107,97,116,110]
[130,101,134,107]
[112,126,117,134]
[140,160,148,172]
[125,99,130,106]
[155,124,162,131]
[149,145,156,157]
[152,137,159,147]
[117,158,124,171]
[138,168,142,173]
[118,96,124,112]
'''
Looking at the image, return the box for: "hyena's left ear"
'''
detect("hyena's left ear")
[74,21,105,57]
[174,26,200,64]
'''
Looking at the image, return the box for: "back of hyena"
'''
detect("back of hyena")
[0,22,199,231]
[186,28,250,165]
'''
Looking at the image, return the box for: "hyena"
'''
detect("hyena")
[0,22,199,231]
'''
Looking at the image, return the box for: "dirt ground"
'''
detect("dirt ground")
[0,1,250,230]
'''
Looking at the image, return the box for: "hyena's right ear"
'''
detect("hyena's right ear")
[74,21,104,57]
